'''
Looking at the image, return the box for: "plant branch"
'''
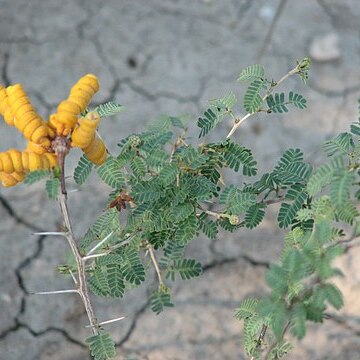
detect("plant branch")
[148,244,163,287]
[226,65,300,139]
[263,321,291,360]
[53,136,100,336]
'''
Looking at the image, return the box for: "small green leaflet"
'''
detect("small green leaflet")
[150,288,174,314]
[95,102,124,118]
[86,333,116,360]
[24,169,51,185]
[46,178,60,199]
[238,64,265,82]
[74,154,93,185]
[97,156,125,189]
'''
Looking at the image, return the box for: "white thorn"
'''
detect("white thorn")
[31,289,79,295]
[83,253,108,261]
[84,316,126,328]
[86,231,114,257]
[68,189,80,193]
[32,232,66,236]
[69,269,78,285]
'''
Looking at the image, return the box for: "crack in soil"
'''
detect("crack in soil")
[117,299,150,348]
[0,194,44,232]
[0,320,86,348]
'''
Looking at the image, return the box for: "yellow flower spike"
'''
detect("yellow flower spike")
[6,84,51,146]
[71,111,100,148]
[54,74,99,136]
[0,171,26,187]
[82,133,108,166]
[0,151,15,173]
[0,149,57,174]
[26,141,48,154]
[8,149,24,172]
[0,84,15,126]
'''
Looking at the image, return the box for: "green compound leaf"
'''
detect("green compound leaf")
[197,92,237,138]
[86,333,116,360]
[130,156,146,178]
[245,203,267,229]
[289,91,307,109]
[322,132,354,157]
[307,156,344,196]
[92,208,120,236]
[238,64,265,82]
[243,79,264,113]
[290,303,306,339]
[45,178,60,199]
[24,169,51,185]
[174,214,198,244]
[266,92,288,113]
[166,258,202,281]
[97,156,125,189]
[150,288,174,314]
[88,267,110,297]
[330,170,354,207]
[158,163,178,186]
[121,247,145,285]
[275,148,304,170]
[278,185,307,229]
[234,298,258,320]
[223,142,257,175]
[74,154,93,185]
[95,101,124,118]
[208,91,237,112]
[198,213,218,239]
[266,92,307,113]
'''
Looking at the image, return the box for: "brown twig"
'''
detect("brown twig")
[52,136,99,335]
[148,244,164,287]
[263,321,290,360]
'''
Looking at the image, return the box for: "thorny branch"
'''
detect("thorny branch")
[53,136,100,335]
[148,244,164,287]
[226,62,305,139]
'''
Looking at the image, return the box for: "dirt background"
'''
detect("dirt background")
[0,1,359,359]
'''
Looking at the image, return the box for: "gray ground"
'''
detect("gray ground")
[0,0,360,359]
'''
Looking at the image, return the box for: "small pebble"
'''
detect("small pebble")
[309,32,341,62]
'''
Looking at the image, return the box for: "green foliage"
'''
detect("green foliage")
[34,59,360,360]
[197,92,237,137]
[166,258,202,281]
[278,185,307,228]
[237,64,265,82]
[322,132,354,156]
[95,101,124,118]
[24,169,51,184]
[245,203,266,229]
[74,154,93,185]
[45,178,60,199]
[150,287,174,314]
[97,156,126,189]
[266,91,306,113]
[86,333,116,360]
[243,79,264,113]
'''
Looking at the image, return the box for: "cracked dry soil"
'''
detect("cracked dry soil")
[1,0,360,359]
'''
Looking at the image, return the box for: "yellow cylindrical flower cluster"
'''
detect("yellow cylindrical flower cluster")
[50,74,100,136]
[6,84,53,148]
[0,84,15,126]
[0,74,108,187]
[0,149,57,174]
[0,171,26,187]
[71,111,107,165]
